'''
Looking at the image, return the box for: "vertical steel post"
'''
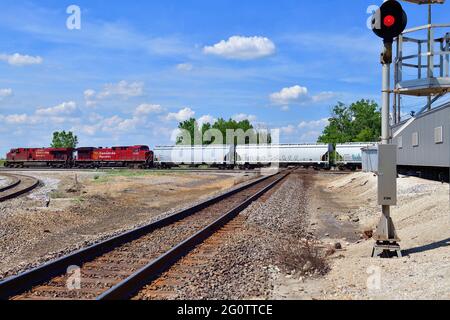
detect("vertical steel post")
[372,41,401,258]
[397,35,403,123]
[381,43,391,241]
[446,33,449,78]
[382,62,391,144]
[427,4,433,110]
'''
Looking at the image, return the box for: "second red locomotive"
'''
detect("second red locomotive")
[75,146,153,169]
[5,146,154,169]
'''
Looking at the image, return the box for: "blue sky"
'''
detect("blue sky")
[0,0,449,155]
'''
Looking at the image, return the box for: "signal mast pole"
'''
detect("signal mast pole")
[373,40,402,257]
[371,0,407,258]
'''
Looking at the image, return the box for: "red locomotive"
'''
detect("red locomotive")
[5,148,74,168]
[75,146,153,169]
[5,146,154,169]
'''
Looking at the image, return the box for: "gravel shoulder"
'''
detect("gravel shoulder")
[272,172,450,300]
[0,170,257,279]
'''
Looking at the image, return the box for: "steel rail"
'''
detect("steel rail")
[0,172,284,300]
[0,175,39,203]
[97,171,290,300]
[0,175,21,193]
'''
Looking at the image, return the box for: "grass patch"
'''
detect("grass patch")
[92,169,178,183]
[0,160,5,167]
[73,196,85,205]
[50,190,68,199]
[105,169,156,178]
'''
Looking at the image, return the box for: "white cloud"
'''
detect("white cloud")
[83,81,145,107]
[78,125,98,136]
[0,53,43,66]
[0,88,13,100]
[270,85,308,105]
[36,101,77,116]
[298,118,329,130]
[232,113,257,122]
[165,107,195,122]
[84,89,96,99]
[98,80,144,99]
[270,86,338,107]
[197,115,216,127]
[204,36,276,60]
[300,131,322,143]
[134,104,164,116]
[176,63,193,72]
[312,91,339,103]
[280,125,297,135]
[2,114,31,124]
[84,89,98,107]
[116,117,142,131]
[75,114,144,135]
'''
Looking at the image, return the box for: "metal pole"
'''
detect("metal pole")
[372,41,401,258]
[427,4,433,110]
[382,44,392,145]
[381,42,391,241]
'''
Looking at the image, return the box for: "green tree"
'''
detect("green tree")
[51,131,79,148]
[177,118,270,145]
[176,118,200,145]
[318,100,381,144]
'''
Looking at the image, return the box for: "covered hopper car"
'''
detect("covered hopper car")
[154,145,235,169]
[235,144,331,169]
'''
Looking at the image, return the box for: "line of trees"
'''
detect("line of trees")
[176,118,271,146]
[47,100,380,149]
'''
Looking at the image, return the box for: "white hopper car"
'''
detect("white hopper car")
[235,144,331,168]
[335,143,376,170]
[154,143,373,170]
[154,145,235,168]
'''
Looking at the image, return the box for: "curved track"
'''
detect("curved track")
[0,174,40,202]
[0,171,290,300]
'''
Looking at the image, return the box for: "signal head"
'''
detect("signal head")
[372,0,408,42]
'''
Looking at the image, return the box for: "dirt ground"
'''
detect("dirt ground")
[0,170,257,279]
[272,171,450,300]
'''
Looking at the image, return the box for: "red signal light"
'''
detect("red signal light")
[384,15,396,28]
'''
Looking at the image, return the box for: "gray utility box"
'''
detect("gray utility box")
[378,144,398,206]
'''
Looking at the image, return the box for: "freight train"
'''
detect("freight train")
[4,143,374,170]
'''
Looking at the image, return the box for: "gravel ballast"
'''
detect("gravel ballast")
[139,171,320,300]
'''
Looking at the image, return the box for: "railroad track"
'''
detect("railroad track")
[0,174,40,202]
[0,168,259,174]
[0,170,290,300]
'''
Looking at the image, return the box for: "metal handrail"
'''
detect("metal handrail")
[393,23,449,124]
[395,25,449,80]
[402,23,450,34]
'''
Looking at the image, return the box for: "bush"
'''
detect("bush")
[274,238,329,277]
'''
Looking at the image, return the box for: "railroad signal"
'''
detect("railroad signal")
[371,0,408,42]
